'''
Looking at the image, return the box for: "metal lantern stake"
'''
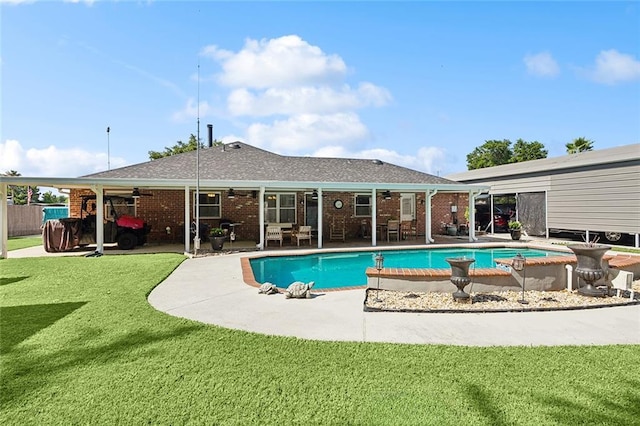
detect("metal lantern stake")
[513,253,528,305]
[374,252,384,302]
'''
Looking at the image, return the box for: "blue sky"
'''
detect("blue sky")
[2,1,639,181]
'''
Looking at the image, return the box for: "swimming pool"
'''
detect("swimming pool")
[249,247,567,289]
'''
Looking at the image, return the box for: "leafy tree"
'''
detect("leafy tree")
[511,139,548,163]
[41,191,68,204]
[10,186,40,205]
[466,139,549,170]
[2,170,21,201]
[148,134,223,160]
[466,140,513,170]
[1,170,40,204]
[566,137,594,154]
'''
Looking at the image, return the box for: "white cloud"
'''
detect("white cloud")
[171,98,213,123]
[585,49,640,84]
[0,0,36,4]
[228,83,391,117]
[310,145,447,175]
[63,0,96,4]
[523,51,560,77]
[197,34,394,161]
[245,113,369,153]
[0,139,127,177]
[210,35,347,89]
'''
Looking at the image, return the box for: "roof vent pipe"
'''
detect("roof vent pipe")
[207,124,213,148]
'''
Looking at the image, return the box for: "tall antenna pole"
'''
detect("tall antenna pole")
[194,56,201,254]
[106,126,111,170]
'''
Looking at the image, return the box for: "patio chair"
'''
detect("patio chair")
[401,220,417,240]
[387,220,400,242]
[293,225,312,246]
[265,226,283,247]
[330,217,346,242]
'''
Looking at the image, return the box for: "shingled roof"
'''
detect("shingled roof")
[85,142,460,185]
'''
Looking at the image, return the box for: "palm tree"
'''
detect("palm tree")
[566,137,594,154]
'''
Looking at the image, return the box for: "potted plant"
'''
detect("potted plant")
[508,221,522,240]
[209,227,226,251]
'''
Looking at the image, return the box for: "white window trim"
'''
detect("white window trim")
[194,191,222,219]
[265,192,297,223]
[354,193,372,217]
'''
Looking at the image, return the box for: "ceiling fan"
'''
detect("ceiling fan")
[131,187,153,198]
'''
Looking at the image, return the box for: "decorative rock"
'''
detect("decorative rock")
[258,283,278,295]
[285,281,315,299]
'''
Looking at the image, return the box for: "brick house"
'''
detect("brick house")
[0,142,488,256]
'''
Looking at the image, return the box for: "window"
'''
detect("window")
[354,194,372,217]
[194,192,221,219]
[103,193,135,220]
[265,193,296,223]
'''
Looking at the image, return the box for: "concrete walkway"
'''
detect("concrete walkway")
[148,252,640,347]
[8,240,639,346]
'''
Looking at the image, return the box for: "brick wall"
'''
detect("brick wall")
[431,192,470,236]
[68,189,472,243]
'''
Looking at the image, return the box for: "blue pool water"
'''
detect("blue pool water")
[250,247,567,289]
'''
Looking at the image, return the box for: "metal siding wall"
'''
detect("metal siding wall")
[486,175,552,194]
[546,163,640,233]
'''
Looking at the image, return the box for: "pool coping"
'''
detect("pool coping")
[148,250,640,346]
[241,242,580,291]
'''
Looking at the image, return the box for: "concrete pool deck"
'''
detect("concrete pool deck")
[9,238,640,346]
[148,250,640,347]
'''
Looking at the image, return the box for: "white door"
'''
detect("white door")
[400,193,415,221]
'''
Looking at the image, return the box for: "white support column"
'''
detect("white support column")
[0,183,7,259]
[426,189,438,243]
[469,191,478,242]
[371,188,377,247]
[317,188,323,249]
[184,186,190,253]
[95,186,104,253]
[259,186,265,250]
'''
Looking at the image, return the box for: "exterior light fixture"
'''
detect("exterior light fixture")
[311,190,318,201]
[512,253,525,271]
[373,252,384,302]
[512,253,528,305]
[227,189,235,199]
[132,188,141,199]
[383,190,391,200]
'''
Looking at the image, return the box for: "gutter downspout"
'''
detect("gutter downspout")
[317,188,323,249]
[259,186,265,250]
[426,189,438,243]
[371,188,377,247]
[184,186,190,254]
[469,190,481,242]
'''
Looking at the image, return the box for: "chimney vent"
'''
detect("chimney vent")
[207,124,213,148]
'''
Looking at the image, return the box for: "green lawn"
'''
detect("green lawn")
[1,255,638,425]
[7,235,42,251]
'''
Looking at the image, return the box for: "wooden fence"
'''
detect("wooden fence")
[8,205,44,236]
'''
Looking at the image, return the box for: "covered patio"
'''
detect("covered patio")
[1,142,490,258]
